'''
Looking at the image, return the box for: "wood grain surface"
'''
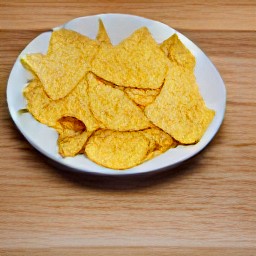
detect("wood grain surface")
[0,1,256,255]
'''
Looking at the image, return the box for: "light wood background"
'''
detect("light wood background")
[0,0,255,255]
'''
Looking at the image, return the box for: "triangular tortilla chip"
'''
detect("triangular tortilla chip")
[91,27,168,89]
[21,29,99,100]
[87,73,151,131]
[96,19,111,45]
[145,66,215,144]
[160,34,195,70]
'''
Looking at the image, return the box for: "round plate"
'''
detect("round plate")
[7,14,226,176]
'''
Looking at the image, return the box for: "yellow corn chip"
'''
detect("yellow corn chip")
[91,27,168,89]
[23,79,52,121]
[85,130,150,170]
[58,130,92,157]
[87,73,151,131]
[96,19,111,45]
[141,127,176,160]
[124,88,160,107]
[21,29,99,100]
[20,53,43,78]
[160,34,196,70]
[142,127,174,151]
[47,28,99,58]
[145,66,215,144]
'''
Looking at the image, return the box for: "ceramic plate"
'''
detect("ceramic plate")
[7,14,226,176]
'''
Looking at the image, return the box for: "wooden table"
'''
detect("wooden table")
[0,1,255,255]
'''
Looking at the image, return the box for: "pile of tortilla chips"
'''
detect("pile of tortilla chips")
[21,20,215,170]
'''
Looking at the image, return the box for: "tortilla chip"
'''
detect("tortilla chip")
[160,34,196,70]
[58,130,92,157]
[85,130,150,169]
[23,79,52,121]
[91,27,168,89]
[21,29,99,100]
[142,127,174,151]
[140,127,175,160]
[145,66,215,144]
[20,53,43,78]
[124,88,160,107]
[96,19,111,45]
[87,73,151,131]
[47,28,99,58]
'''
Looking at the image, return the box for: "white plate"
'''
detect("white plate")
[7,14,226,176]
